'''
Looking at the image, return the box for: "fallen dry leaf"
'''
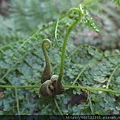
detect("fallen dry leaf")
[0,92,4,98]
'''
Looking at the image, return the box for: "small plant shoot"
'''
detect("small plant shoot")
[0,0,120,116]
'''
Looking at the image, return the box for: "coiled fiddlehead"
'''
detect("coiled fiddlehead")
[40,39,64,97]
[41,39,52,83]
[68,7,82,20]
[50,75,64,95]
[40,74,64,97]
[40,80,54,96]
[40,39,53,96]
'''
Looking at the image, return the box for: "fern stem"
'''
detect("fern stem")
[0,85,120,94]
[55,19,59,40]
[54,99,65,119]
[0,85,40,88]
[64,85,120,94]
[106,64,120,89]
[15,87,21,118]
[88,92,94,115]
[41,39,52,83]
[58,20,80,82]
[54,99,63,115]
[42,40,51,70]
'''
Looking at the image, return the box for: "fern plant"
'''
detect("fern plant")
[1,0,120,46]
[0,16,24,47]
[0,0,120,116]
[9,0,81,35]
[70,0,120,50]
[8,0,120,50]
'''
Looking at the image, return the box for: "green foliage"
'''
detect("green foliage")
[0,16,24,47]
[0,0,120,115]
[9,0,81,35]
[8,0,120,50]
[73,0,120,50]
[112,0,120,8]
